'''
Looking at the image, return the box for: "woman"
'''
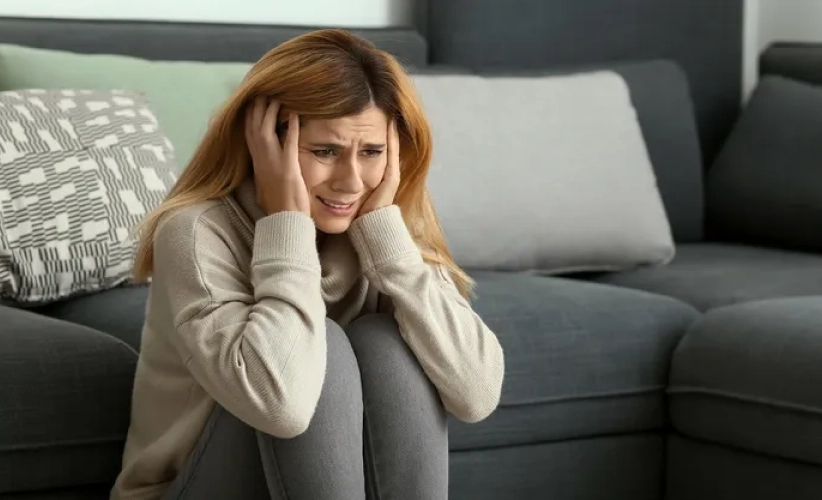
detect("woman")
[111,29,505,500]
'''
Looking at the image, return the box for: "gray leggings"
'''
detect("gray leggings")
[162,314,448,500]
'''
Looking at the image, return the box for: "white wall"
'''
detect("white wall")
[743,0,761,100]
[744,0,822,98]
[758,0,822,51]
[0,0,413,28]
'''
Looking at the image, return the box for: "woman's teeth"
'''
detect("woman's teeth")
[319,197,354,209]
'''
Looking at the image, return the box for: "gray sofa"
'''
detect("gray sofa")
[3,4,822,500]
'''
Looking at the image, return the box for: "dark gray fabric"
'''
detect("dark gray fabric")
[613,61,704,242]
[162,316,448,499]
[589,243,822,311]
[440,60,704,242]
[666,434,822,500]
[669,297,822,466]
[706,76,822,252]
[450,433,664,500]
[3,484,112,499]
[0,17,428,68]
[448,271,696,451]
[422,0,743,162]
[0,306,137,494]
[760,42,822,86]
[33,285,149,351]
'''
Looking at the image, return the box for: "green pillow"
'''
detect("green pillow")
[0,44,252,168]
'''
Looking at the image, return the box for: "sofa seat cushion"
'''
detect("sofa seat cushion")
[448,271,697,451]
[589,243,822,311]
[0,306,137,494]
[669,297,822,466]
[34,285,149,351]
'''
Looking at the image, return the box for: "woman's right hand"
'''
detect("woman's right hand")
[245,97,310,216]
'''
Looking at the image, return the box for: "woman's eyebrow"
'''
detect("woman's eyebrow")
[306,142,386,149]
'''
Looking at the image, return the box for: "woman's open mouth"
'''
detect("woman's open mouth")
[317,196,356,215]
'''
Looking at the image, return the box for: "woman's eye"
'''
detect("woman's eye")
[361,149,383,158]
[313,149,336,159]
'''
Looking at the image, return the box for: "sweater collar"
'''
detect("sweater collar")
[227,178,366,306]
[235,177,267,224]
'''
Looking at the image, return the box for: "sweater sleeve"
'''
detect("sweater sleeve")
[347,206,505,423]
[153,207,326,438]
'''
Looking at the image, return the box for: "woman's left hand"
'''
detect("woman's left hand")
[358,120,401,217]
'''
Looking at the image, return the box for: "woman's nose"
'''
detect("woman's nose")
[331,158,364,193]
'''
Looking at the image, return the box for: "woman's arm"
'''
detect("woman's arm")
[153,205,326,438]
[348,206,505,423]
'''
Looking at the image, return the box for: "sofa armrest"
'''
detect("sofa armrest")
[0,306,137,493]
[760,42,822,86]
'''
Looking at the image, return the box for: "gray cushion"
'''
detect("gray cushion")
[666,434,822,500]
[418,60,705,243]
[414,71,674,274]
[450,434,663,500]
[449,271,697,451]
[669,297,822,466]
[0,306,137,493]
[589,243,822,311]
[706,76,822,252]
[34,285,149,351]
[416,69,675,274]
[760,42,822,87]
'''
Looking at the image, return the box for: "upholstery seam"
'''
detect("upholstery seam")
[0,435,126,452]
[668,385,822,417]
[451,429,663,454]
[499,385,666,408]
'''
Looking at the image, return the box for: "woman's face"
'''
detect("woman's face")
[297,105,389,234]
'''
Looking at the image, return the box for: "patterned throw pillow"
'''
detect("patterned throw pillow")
[0,89,178,304]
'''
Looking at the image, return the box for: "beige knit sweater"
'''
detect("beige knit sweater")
[110,180,505,499]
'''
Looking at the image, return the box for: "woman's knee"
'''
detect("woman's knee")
[324,318,361,388]
[346,314,408,362]
[345,313,446,430]
[345,314,434,390]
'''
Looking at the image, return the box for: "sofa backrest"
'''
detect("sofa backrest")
[608,60,705,243]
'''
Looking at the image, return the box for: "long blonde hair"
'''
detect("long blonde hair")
[132,29,474,298]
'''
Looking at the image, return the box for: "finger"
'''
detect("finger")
[261,99,281,144]
[251,96,266,132]
[244,102,254,144]
[284,113,300,164]
[246,102,262,177]
[386,119,401,181]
